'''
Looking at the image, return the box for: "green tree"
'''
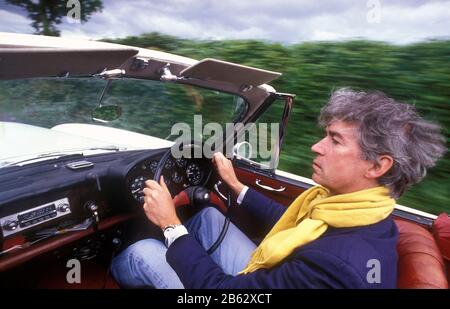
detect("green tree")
[5,0,103,36]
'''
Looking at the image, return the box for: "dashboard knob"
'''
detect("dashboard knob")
[57,203,70,213]
[3,219,19,231]
[85,201,98,212]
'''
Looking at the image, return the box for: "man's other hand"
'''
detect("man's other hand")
[212,152,244,196]
[143,176,181,229]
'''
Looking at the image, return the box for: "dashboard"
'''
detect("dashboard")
[0,148,214,267]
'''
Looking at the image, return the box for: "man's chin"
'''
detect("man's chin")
[312,173,320,184]
[312,174,325,186]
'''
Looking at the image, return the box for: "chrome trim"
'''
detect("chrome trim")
[394,204,437,220]
[256,179,285,192]
[272,95,293,170]
[214,181,228,201]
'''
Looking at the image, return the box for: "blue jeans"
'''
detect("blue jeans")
[110,207,257,288]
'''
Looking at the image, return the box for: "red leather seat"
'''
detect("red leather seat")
[433,213,450,283]
[433,213,450,262]
[395,218,448,288]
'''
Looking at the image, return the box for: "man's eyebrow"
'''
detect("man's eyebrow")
[327,129,345,140]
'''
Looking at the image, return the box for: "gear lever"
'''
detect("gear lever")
[185,186,211,210]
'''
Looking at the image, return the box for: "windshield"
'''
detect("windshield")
[0,78,247,165]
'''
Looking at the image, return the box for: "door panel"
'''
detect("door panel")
[234,162,311,207]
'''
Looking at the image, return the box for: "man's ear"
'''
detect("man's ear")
[366,155,394,179]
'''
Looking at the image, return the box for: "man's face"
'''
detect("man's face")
[311,120,373,195]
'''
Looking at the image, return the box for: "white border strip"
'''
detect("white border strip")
[275,169,317,186]
[394,204,437,220]
[275,169,437,220]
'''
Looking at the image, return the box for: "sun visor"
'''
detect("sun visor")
[180,58,281,87]
[0,48,138,80]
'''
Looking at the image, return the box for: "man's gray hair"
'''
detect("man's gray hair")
[319,88,446,198]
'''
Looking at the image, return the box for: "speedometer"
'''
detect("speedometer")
[186,162,202,185]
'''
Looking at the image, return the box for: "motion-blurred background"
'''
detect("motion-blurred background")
[1,0,448,214]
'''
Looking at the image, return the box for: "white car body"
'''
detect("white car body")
[0,122,174,166]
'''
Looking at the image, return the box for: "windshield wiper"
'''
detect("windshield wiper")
[83,145,124,151]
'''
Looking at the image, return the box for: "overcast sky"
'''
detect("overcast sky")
[1,0,449,44]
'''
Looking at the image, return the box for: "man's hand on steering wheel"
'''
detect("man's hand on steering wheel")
[141,151,240,228]
[143,176,181,230]
[212,152,245,196]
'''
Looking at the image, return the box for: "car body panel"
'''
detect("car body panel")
[0,122,174,166]
[52,123,174,150]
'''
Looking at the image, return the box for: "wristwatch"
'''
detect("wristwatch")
[162,224,188,247]
[162,223,182,234]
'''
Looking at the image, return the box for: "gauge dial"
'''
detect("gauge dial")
[171,171,184,184]
[164,159,175,170]
[186,162,202,185]
[130,176,147,203]
[175,157,187,168]
[149,161,159,173]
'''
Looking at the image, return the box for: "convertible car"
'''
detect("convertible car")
[0,33,448,289]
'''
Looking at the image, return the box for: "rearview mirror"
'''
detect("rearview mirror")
[92,104,122,123]
[91,76,124,123]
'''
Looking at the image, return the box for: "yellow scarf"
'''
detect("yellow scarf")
[240,185,395,274]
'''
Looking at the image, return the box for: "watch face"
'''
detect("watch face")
[163,224,181,236]
[163,224,184,247]
[163,226,175,234]
[163,224,177,231]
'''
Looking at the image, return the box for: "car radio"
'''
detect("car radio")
[0,197,71,237]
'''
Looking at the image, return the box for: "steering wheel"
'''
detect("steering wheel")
[152,142,232,254]
[152,142,227,213]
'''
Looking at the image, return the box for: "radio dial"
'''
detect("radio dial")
[3,219,19,231]
[57,203,70,213]
[0,197,71,237]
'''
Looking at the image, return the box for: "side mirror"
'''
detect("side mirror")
[92,105,122,123]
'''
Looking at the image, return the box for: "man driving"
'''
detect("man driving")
[111,88,445,288]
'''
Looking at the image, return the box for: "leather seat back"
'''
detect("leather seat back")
[395,218,448,289]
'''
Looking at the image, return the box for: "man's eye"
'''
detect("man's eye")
[332,138,339,145]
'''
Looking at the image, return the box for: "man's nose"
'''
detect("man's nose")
[311,138,325,155]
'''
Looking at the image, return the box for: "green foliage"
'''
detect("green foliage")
[107,34,450,214]
[5,0,103,36]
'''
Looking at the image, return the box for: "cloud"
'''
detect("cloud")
[0,9,33,33]
[1,0,449,44]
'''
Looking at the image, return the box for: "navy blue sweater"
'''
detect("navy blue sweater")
[166,188,398,288]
